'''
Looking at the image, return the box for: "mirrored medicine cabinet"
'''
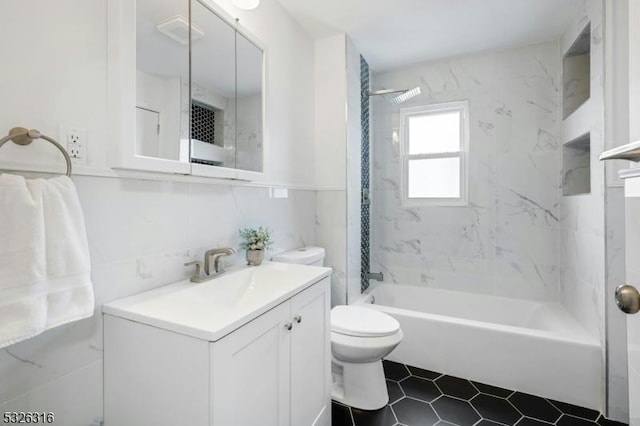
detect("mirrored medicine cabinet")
[108,0,264,180]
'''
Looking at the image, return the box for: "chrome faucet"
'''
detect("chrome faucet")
[185,247,237,283]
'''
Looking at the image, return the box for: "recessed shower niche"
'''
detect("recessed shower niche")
[563,23,590,119]
[563,133,590,196]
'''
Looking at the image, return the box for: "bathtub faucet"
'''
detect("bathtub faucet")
[365,272,384,282]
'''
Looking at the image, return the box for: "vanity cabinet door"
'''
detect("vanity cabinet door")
[290,278,331,426]
[104,315,210,426]
[210,301,291,426]
[209,277,330,426]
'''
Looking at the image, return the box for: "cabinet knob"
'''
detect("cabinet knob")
[284,322,293,331]
[293,315,302,324]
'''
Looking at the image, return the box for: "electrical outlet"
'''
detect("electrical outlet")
[60,125,87,164]
[67,127,85,159]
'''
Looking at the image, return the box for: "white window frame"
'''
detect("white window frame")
[399,100,470,207]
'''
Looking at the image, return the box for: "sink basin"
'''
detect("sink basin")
[102,261,332,341]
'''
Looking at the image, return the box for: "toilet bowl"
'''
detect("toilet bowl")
[272,247,403,410]
[331,305,403,410]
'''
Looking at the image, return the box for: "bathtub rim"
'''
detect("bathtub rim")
[358,283,601,348]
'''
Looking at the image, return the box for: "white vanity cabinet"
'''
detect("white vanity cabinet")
[211,280,330,426]
[103,265,330,426]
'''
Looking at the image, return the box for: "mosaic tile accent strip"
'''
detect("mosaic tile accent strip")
[332,360,627,426]
[360,54,371,293]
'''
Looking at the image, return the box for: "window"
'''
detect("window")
[400,100,469,206]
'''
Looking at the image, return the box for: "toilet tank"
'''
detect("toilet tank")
[272,247,325,266]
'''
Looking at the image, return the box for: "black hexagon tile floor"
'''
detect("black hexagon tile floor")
[332,360,627,426]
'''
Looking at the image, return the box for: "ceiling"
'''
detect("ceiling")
[277,0,584,72]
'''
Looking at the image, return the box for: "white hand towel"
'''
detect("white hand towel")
[0,173,94,349]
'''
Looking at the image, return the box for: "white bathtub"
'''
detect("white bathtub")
[359,284,603,411]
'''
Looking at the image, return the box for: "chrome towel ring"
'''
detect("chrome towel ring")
[0,127,72,177]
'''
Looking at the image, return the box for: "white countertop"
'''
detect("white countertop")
[102,261,332,341]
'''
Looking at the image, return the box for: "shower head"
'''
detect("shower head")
[366,87,421,104]
[391,87,421,104]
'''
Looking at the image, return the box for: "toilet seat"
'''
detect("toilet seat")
[331,305,400,337]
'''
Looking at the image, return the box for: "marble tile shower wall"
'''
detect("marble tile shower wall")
[370,41,562,301]
[0,176,316,425]
[558,0,606,346]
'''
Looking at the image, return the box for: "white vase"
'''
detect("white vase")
[246,249,264,266]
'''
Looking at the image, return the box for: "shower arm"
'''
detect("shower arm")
[366,89,409,97]
[365,87,421,105]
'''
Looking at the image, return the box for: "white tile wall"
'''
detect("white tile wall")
[314,34,364,307]
[316,190,347,306]
[558,0,607,345]
[0,175,316,425]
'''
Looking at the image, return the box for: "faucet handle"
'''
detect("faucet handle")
[205,247,237,275]
[185,260,204,282]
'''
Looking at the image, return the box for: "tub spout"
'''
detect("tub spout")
[365,272,384,282]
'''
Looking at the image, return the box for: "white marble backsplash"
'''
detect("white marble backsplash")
[370,40,562,302]
[0,175,316,425]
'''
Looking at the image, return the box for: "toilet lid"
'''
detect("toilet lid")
[331,305,400,337]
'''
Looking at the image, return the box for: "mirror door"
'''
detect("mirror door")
[135,0,189,165]
[189,0,264,177]
[235,31,263,174]
[190,0,237,170]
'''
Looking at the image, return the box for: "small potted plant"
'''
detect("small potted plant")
[239,226,273,266]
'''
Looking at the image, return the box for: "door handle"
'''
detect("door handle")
[615,285,640,314]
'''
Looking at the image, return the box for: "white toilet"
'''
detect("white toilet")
[273,247,403,411]
[330,305,403,409]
